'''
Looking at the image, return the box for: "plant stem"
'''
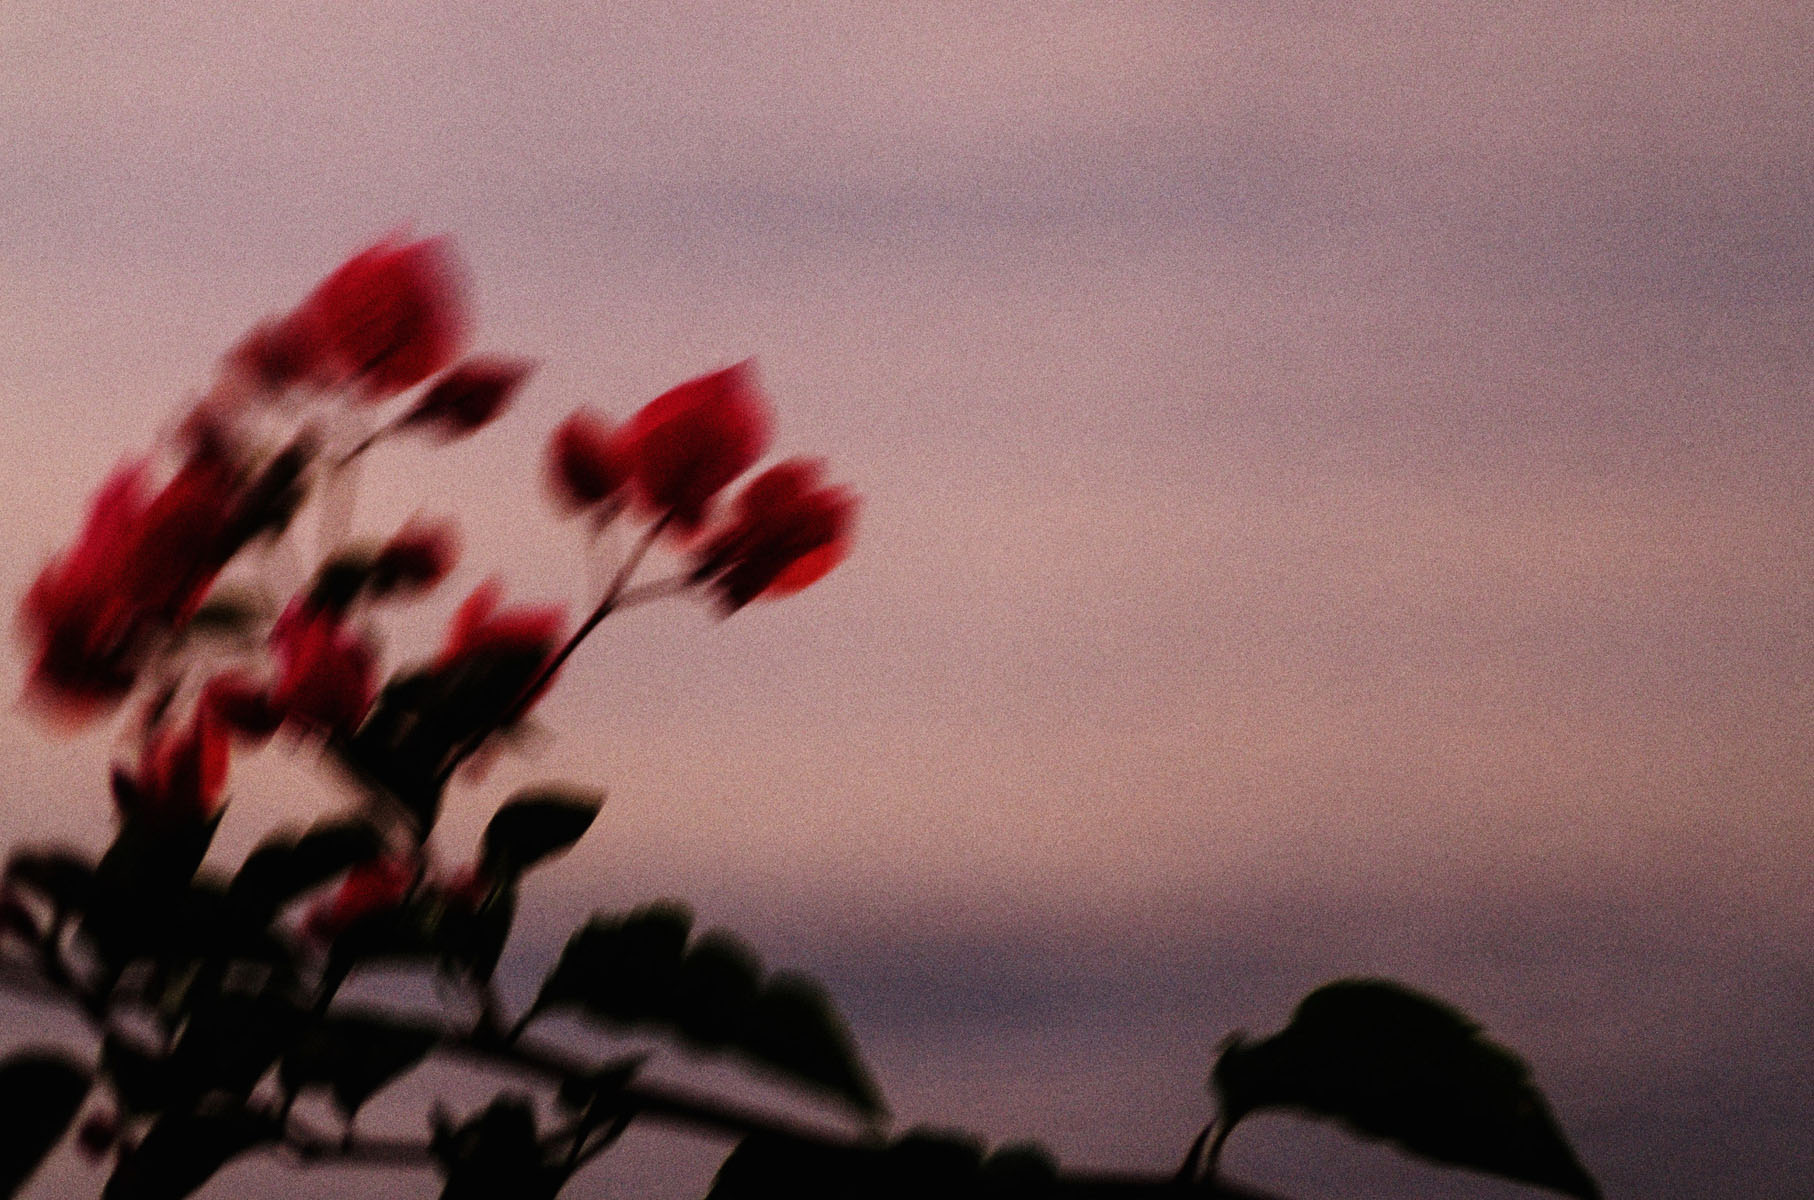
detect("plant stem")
[0,965,1286,1200]
[612,573,690,609]
[435,511,674,785]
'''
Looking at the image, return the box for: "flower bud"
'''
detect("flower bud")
[547,408,633,513]
[400,358,533,441]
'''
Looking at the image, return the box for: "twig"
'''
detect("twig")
[435,510,674,785]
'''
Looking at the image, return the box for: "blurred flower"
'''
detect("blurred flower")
[625,362,771,531]
[547,408,633,513]
[75,1111,120,1161]
[371,518,460,597]
[693,459,858,612]
[436,580,566,721]
[20,457,242,721]
[294,235,467,398]
[438,863,494,913]
[399,357,532,442]
[303,857,415,943]
[437,580,565,670]
[224,314,335,393]
[200,671,283,745]
[111,713,229,826]
[269,601,377,737]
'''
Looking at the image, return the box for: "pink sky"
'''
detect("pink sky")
[2,4,1809,1197]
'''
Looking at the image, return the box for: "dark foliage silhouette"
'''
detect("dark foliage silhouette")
[0,237,1597,1200]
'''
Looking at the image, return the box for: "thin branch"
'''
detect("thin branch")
[279,1121,437,1167]
[611,573,691,609]
[436,510,674,785]
[334,416,405,470]
[0,960,1287,1199]
[1175,1119,1216,1185]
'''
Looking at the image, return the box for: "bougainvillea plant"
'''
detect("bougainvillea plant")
[0,237,1600,1200]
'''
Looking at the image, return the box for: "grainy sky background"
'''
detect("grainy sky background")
[1,3,1809,1198]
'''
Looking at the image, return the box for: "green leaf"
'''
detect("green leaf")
[228,821,385,920]
[0,1050,91,1198]
[102,1108,276,1200]
[1212,979,1600,1200]
[534,904,884,1116]
[481,788,604,876]
[280,1015,437,1118]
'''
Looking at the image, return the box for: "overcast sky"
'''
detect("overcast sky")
[2,4,1810,1198]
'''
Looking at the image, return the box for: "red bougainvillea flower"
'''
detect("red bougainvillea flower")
[693,459,858,611]
[293,235,467,399]
[437,579,565,669]
[438,863,494,913]
[436,579,566,718]
[547,408,634,513]
[269,602,377,736]
[111,713,230,827]
[20,456,243,721]
[399,357,533,442]
[370,518,460,597]
[224,313,336,393]
[201,671,283,745]
[625,362,771,531]
[303,856,415,943]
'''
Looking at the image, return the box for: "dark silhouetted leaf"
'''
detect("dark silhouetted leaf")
[84,819,222,967]
[981,1142,1060,1194]
[4,847,93,914]
[280,1015,437,1117]
[102,1034,176,1114]
[101,1107,276,1200]
[0,1051,91,1198]
[535,902,692,1021]
[481,788,603,876]
[672,932,762,1048]
[745,972,883,1115]
[710,1130,1014,1200]
[434,885,516,984]
[534,904,883,1115]
[554,1054,647,1113]
[169,988,308,1102]
[335,671,450,830]
[432,1096,565,1200]
[185,590,269,640]
[307,551,379,613]
[323,902,440,980]
[1212,979,1600,1200]
[228,821,384,920]
[336,646,555,833]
